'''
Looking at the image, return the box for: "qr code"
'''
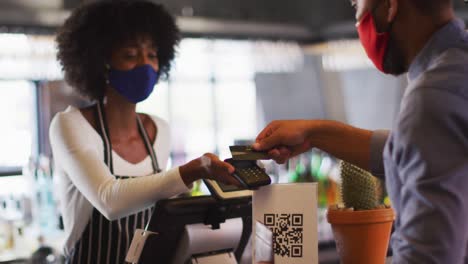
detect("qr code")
[264,213,303,258]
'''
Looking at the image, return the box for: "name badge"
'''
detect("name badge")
[125,229,158,263]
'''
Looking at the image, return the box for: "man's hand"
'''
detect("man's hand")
[253,120,316,164]
[253,120,373,170]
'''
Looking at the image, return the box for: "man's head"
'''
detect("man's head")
[351,0,454,75]
[352,0,452,21]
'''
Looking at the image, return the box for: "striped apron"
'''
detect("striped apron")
[66,102,161,264]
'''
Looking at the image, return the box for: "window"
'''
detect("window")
[214,81,257,158]
[0,33,57,176]
[0,81,37,175]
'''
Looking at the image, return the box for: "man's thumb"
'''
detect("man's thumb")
[253,134,282,151]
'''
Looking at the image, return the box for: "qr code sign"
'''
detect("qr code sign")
[264,213,304,258]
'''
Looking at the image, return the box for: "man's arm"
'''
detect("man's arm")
[370,130,390,179]
[391,88,468,263]
[254,120,382,171]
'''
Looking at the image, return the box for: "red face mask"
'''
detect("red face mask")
[357,11,390,73]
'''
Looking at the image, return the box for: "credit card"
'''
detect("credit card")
[230,145,270,160]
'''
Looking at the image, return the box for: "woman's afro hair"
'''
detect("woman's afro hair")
[56,0,180,100]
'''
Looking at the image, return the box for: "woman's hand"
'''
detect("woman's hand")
[179,153,241,187]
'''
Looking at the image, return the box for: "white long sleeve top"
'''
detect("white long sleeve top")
[49,106,190,254]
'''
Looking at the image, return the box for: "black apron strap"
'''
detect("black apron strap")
[95,101,114,173]
[136,115,161,173]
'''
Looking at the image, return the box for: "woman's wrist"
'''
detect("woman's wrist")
[179,159,204,186]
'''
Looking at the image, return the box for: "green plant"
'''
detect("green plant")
[328,161,394,264]
[340,161,382,210]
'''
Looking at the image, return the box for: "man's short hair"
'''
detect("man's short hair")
[410,0,452,15]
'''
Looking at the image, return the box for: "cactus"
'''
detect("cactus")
[340,161,381,210]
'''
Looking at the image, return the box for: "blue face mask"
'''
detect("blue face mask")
[108,64,159,103]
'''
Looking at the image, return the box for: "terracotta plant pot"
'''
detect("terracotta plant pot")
[327,208,395,264]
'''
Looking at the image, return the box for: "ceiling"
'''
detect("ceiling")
[0,0,468,42]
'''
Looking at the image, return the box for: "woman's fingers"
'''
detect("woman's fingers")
[202,154,241,186]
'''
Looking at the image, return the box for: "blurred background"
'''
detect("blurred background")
[1,0,468,263]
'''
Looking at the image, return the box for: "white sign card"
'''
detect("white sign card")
[253,183,318,264]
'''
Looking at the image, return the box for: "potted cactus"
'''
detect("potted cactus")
[327,161,395,264]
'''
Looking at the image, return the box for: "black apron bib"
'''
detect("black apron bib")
[67,102,161,264]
